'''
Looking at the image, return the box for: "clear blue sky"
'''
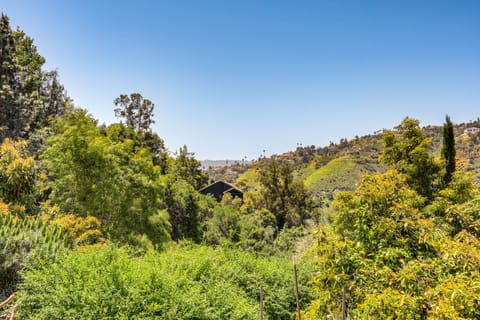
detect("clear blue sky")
[3,0,480,160]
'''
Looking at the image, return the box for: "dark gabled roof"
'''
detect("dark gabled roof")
[198,180,243,201]
[198,180,243,193]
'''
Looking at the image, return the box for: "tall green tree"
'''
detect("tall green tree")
[441,115,456,185]
[114,93,155,134]
[0,14,71,145]
[106,122,168,173]
[42,109,170,246]
[258,158,313,231]
[0,14,20,140]
[141,130,169,171]
[379,117,440,199]
[113,93,169,171]
[162,177,202,242]
[174,145,208,190]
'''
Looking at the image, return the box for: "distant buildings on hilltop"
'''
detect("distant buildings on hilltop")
[463,127,480,135]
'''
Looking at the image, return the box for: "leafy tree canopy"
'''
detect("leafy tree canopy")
[379,117,441,199]
[0,14,71,146]
[114,93,155,134]
[42,109,170,247]
[0,139,37,211]
[258,157,315,231]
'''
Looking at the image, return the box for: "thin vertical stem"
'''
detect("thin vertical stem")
[259,286,264,320]
[342,287,347,320]
[293,255,301,320]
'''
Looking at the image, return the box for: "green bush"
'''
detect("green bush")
[0,214,66,296]
[18,244,312,319]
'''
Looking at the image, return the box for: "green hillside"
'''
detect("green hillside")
[304,157,383,205]
[230,121,480,207]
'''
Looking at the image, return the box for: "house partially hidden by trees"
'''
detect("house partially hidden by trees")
[464,127,480,135]
[199,181,243,202]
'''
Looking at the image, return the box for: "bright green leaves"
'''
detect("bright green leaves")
[426,172,479,237]
[356,288,422,319]
[380,117,441,199]
[42,109,169,247]
[0,139,38,211]
[17,244,310,320]
[334,169,429,256]
[306,118,480,318]
[203,196,243,245]
[43,109,116,219]
[425,231,480,319]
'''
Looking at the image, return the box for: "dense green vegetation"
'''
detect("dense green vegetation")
[1,13,480,319]
[17,244,315,320]
[302,119,480,319]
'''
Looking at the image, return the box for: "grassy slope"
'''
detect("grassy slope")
[304,158,367,204]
